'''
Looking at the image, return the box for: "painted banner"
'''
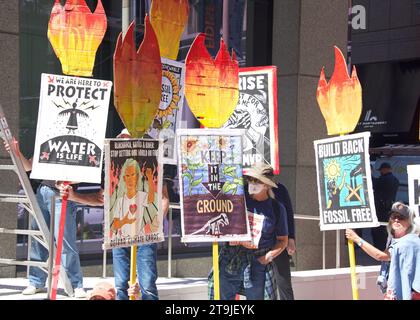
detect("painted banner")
[177,129,250,242]
[30,73,111,183]
[407,165,420,217]
[145,58,185,164]
[223,66,279,173]
[314,132,379,231]
[103,138,164,249]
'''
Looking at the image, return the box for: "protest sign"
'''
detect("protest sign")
[314,132,379,230]
[177,129,250,242]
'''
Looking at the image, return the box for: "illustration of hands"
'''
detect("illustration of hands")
[227,110,251,129]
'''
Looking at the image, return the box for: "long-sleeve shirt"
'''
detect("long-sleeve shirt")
[387,233,420,300]
[272,183,295,240]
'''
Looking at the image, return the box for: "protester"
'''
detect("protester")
[372,162,399,250]
[61,128,169,300]
[2,139,87,298]
[272,182,296,300]
[345,202,420,300]
[214,163,288,300]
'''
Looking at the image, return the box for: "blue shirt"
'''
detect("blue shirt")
[387,233,420,300]
[245,195,288,249]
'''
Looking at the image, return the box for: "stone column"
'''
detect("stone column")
[273,0,349,270]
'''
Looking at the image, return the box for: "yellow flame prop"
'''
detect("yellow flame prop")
[150,0,189,60]
[316,46,362,135]
[185,34,239,128]
[47,0,107,77]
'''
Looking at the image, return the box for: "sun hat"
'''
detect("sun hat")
[243,163,277,188]
[87,281,116,300]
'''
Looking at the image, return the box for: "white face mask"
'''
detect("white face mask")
[248,182,265,195]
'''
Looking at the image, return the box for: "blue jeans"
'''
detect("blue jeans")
[219,252,266,300]
[29,185,83,289]
[112,244,159,300]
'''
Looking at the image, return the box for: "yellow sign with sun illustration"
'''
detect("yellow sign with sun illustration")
[314,132,379,231]
[145,58,185,164]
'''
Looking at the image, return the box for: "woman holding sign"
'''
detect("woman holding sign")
[346,202,420,300]
[217,163,288,300]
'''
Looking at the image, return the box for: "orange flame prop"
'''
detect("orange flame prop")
[150,0,189,60]
[316,46,362,135]
[114,17,162,138]
[47,0,107,77]
[185,34,239,128]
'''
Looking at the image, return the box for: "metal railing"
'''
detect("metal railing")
[100,207,389,277]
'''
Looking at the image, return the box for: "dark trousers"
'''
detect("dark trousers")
[274,249,294,300]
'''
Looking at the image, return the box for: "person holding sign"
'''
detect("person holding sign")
[109,129,167,300]
[218,163,288,300]
[346,202,420,300]
[2,139,87,298]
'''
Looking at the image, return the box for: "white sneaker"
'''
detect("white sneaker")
[22,285,43,295]
[74,288,87,299]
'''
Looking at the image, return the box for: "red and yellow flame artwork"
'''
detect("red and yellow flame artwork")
[47,0,107,77]
[150,0,189,60]
[316,46,362,136]
[185,34,239,128]
[113,16,162,138]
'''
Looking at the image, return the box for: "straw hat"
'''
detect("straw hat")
[243,163,277,188]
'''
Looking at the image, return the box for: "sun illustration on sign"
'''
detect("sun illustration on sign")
[157,70,180,119]
[325,159,341,181]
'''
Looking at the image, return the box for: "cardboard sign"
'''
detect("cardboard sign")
[177,129,250,242]
[223,66,279,173]
[30,73,111,183]
[145,58,185,164]
[314,132,379,230]
[103,138,164,249]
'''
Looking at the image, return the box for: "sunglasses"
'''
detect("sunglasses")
[247,177,262,184]
[390,213,408,221]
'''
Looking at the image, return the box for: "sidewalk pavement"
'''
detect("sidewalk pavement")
[0,276,208,300]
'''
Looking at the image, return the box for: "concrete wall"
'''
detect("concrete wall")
[273,0,350,270]
[0,1,20,277]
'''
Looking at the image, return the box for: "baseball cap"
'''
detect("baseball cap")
[377,162,391,170]
[87,281,116,300]
[390,202,411,220]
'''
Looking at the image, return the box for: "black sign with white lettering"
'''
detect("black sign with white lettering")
[314,132,379,230]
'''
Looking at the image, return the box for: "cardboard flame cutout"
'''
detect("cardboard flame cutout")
[150,0,189,60]
[113,17,162,138]
[185,34,239,128]
[316,46,362,136]
[47,0,107,77]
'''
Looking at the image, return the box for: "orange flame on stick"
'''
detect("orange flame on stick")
[47,0,107,77]
[185,34,239,128]
[316,46,362,135]
[150,0,189,60]
[113,16,162,138]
